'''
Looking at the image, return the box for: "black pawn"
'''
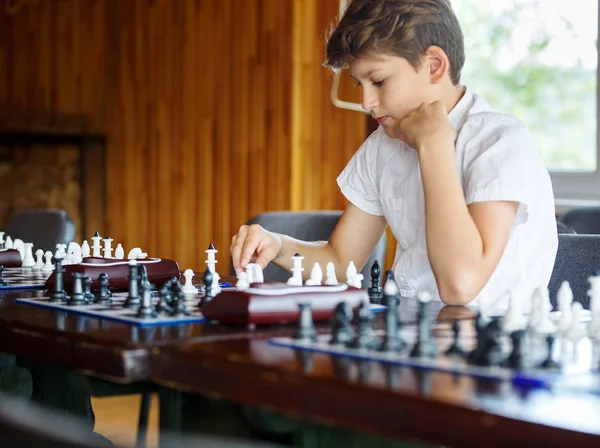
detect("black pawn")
[470,318,504,367]
[294,302,317,343]
[367,261,384,304]
[170,288,190,317]
[0,266,7,287]
[49,258,66,303]
[124,261,141,309]
[445,321,466,357]
[136,280,157,319]
[505,329,526,370]
[156,284,172,315]
[349,301,379,350]
[83,276,94,303]
[538,334,561,370]
[67,273,86,306]
[95,273,112,305]
[329,301,354,346]
[200,268,213,307]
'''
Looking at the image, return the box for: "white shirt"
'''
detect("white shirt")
[337,89,558,311]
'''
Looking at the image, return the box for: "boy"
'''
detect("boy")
[230,0,558,311]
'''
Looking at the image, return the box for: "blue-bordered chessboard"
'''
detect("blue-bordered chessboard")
[0,267,50,290]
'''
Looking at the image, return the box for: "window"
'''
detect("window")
[452,0,600,200]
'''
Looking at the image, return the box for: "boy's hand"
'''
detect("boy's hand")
[394,101,456,151]
[230,224,282,274]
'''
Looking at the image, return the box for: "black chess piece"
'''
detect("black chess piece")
[538,334,561,370]
[95,273,112,305]
[379,274,406,353]
[471,317,505,367]
[329,301,354,346]
[445,321,466,357]
[83,276,94,303]
[136,280,157,319]
[123,261,141,309]
[49,257,66,303]
[170,288,190,317]
[67,273,87,306]
[294,302,317,343]
[200,268,213,307]
[467,312,487,363]
[138,264,149,290]
[349,301,379,350]
[0,265,7,287]
[367,261,384,304]
[156,284,173,315]
[504,329,526,370]
[410,295,436,358]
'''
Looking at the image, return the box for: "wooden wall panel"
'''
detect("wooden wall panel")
[0,0,396,274]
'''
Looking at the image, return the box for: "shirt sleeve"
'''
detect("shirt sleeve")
[463,115,548,226]
[336,129,384,216]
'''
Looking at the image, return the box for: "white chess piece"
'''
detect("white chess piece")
[324,262,338,285]
[287,253,304,286]
[305,262,323,286]
[103,237,113,258]
[21,243,35,268]
[204,243,220,293]
[91,232,102,257]
[246,263,264,284]
[182,269,198,295]
[13,239,25,259]
[236,271,250,291]
[5,236,13,249]
[556,281,574,333]
[33,249,44,270]
[566,302,586,345]
[531,287,555,335]
[502,293,527,334]
[67,242,82,264]
[115,244,125,259]
[0,232,4,248]
[41,251,54,272]
[81,240,91,258]
[345,261,363,288]
[587,275,600,337]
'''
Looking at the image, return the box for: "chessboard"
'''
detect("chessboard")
[0,267,50,290]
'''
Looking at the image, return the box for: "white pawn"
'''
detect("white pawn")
[13,239,25,259]
[566,302,586,345]
[33,249,44,270]
[81,240,91,258]
[287,253,304,286]
[346,261,363,288]
[502,293,527,334]
[115,244,125,259]
[305,262,323,286]
[182,269,198,295]
[21,243,35,268]
[236,271,250,291]
[531,287,555,335]
[324,262,338,285]
[41,251,54,272]
[5,236,13,249]
[556,281,574,333]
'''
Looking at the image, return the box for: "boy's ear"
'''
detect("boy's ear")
[423,46,449,84]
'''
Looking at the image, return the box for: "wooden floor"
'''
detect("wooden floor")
[92,394,159,448]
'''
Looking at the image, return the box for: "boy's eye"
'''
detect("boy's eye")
[372,79,385,87]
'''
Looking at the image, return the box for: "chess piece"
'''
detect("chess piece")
[246,263,264,284]
[346,261,364,288]
[156,284,173,315]
[205,243,219,293]
[410,292,436,358]
[287,253,304,286]
[349,301,379,350]
[445,321,466,357]
[305,262,323,286]
[67,242,82,264]
[0,231,4,249]
[504,329,526,370]
[67,273,87,306]
[41,251,54,273]
[235,271,250,291]
[502,293,527,334]
[21,243,35,268]
[367,261,384,304]
[565,302,586,345]
[294,302,317,343]
[379,271,406,352]
[137,280,157,319]
[0,266,7,287]
[115,244,125,259]
[91,232,102,257]
[182,269,198,295]
[201,268,213,307]
[50,254,67,302]
[329,301,354,346]
[170,288,190,317]
[324,262,338,285]
[473,318,505,367]
[127,248,148,259]
[103,237,114,258]
[5,236,13,249]
[123,260,141,309]
[95,273,112,305]
[13,239,25,260]
[33,249,44,270]
[556,281,574,333]
[538,334,561,369]
[83,276,94,303]
[587,275,600,338]
[81,240,91,258]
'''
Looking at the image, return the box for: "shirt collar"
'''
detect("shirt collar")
[448,86,473,131]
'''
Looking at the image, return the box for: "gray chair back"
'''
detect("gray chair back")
[5,208,75,252]
[232,210,386,289]
[558,206,600,234]
[547,234,600,309]
[556,221,576,235]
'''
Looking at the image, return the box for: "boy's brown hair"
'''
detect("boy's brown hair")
[325,0,465,85]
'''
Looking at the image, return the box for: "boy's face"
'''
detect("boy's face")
[349,54,435,140]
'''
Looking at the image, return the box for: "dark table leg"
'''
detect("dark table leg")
[158,387,182,447]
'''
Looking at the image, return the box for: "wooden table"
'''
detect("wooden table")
[152,313,600,448]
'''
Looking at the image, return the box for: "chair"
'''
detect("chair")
[547,234,600,309]
[5,208,76,252]
[556,221,576,235]
[558,206,600,234]
[233,210,387,287]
